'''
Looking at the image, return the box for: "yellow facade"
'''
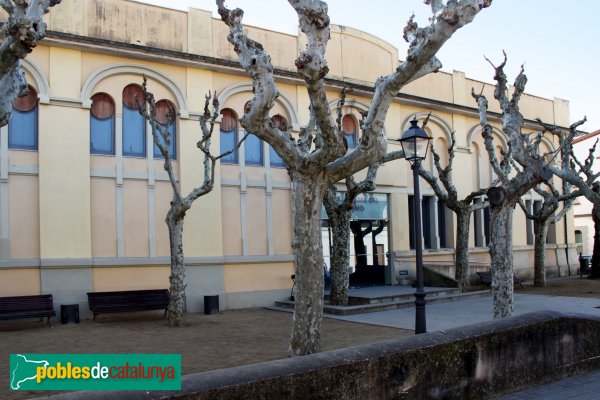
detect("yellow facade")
[0,0,579,313]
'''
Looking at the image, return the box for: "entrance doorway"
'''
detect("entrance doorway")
[321,193,390,286]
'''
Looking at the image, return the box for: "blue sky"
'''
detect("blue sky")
[138,0,600,132]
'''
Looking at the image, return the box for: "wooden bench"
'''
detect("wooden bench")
[0,294,56,326]
[476,272,524,288]
[87,289,169,321]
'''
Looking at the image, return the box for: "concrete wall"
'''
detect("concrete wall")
[44,311,600,400]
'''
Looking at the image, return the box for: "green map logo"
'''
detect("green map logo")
[9,354,181,391]
[10,354,49,390]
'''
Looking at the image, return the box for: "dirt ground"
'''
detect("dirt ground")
[516,276,600,298]
[0,308,411,400]
[2,277,598,399]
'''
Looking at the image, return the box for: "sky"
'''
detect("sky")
[136,0,600,132]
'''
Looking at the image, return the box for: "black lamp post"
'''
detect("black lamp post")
[399,117,432,334]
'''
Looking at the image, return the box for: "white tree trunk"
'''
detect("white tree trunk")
[489,205,514,319]
[289,173,326,356]
[592,204,600,279]
[167,212,186,326]
[533,219,548,287]
[455,208,471,290]
[327,207,351,306]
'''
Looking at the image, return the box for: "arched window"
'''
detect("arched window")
[269,114,287,168]
[153,100,176,160]
[243,101,262,166]
[575,230,583,254]
[90,93,115,155]
[8,86,38,150]
[122,84,146,157]
[220,109,238,164]
[342,114,357,149]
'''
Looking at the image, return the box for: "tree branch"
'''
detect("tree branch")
[471,87,507,184]
[326,0,491,184]
[0,0,61,126]
[288,0,346,165]
[216,0,299,168]
[138,78,182,202]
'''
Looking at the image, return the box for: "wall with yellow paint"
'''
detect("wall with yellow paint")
[92,267,170,292]
[38,106,91,259]
[0,269,41,296]
[224,263,293,293]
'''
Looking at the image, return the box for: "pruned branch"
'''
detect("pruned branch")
[288,0,345,164]
[216,0,299,169]
[325,0,491,184]
[0,0,61,126]
[138,77,181,202]
[471,87,507,184]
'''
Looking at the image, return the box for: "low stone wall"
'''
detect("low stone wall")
[40,311,600,400]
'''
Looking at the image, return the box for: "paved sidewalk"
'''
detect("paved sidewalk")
[330,293,600,332]
[497,370,600,399]
[324,291,600,399]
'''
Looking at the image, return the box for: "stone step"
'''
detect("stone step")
[333,287,461,305]
[274,290,491,316]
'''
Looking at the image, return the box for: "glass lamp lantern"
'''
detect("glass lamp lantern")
[400,117,432,162]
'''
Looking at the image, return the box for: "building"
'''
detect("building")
[0,0,578,314]
[573,129,600,256]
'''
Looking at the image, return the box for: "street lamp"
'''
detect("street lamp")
[399,117,432,334]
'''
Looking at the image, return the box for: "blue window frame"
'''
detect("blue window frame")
[269,145,285,168]
[220,129,238,163]
[8,86,38,150]
[90,116,115,154]
[153,121,176,159]
[122,84,146,157]
[90,93,115,155]
[220,109,238,164]
[270,114,287,168]
[244,133,263,166]
[122,105,146,157]
[8,108,38,150]
[153,100,176,159]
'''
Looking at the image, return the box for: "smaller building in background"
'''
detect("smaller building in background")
[573,129,600,256]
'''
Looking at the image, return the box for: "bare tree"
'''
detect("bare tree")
[517,178,580,287]
[324,149,407,306]
[137,78,247,326]
[217,0,489,355]
[0,0,61,126]
[472,55,586,318]
[418,128,489,291]
[323,167,377,306]
[544,125,599,279]
[323,89,405,306]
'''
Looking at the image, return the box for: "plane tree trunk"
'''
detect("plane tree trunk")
[323,190,352,306]
[489,201,515,318]
[592,204,600,279]
[455,207,472,289]
[289,173,327,356]
[166,209,186,326]
[533,219,548,287]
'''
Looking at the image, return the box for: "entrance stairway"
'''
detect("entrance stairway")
[273,286,490,316]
